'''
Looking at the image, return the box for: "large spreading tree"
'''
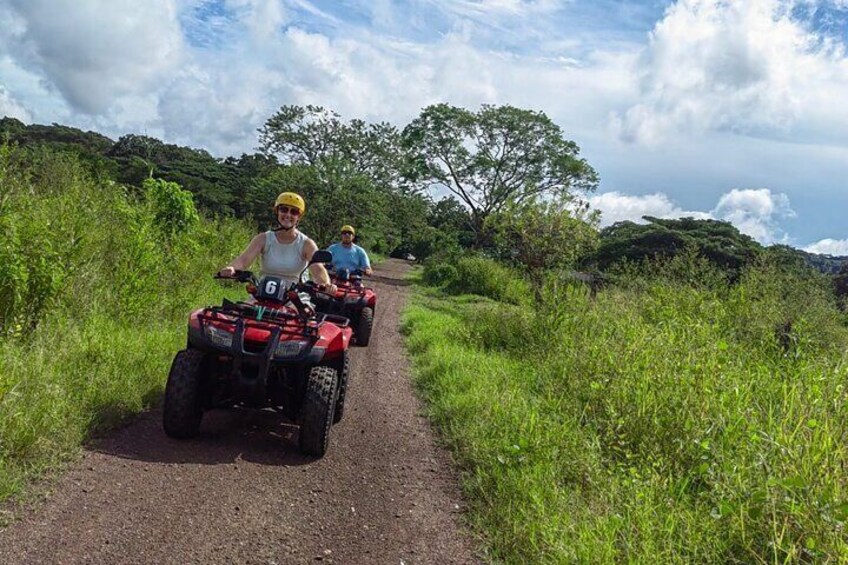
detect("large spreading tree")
[402,103,599,246]
[258,104,410,192]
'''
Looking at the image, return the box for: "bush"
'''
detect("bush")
[422,262,458,286]
[404,254,848,563]
[0,145,252,501]
[422,254,531,305]
[144,177,200,236]
[446,256,531,305]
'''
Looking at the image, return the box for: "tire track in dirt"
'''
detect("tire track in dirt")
[0,259,480,564]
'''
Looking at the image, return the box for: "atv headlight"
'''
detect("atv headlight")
[204,325,234,349]
[275,340,308,358]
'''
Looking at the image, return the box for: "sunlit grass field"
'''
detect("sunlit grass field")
[403,257,848,563]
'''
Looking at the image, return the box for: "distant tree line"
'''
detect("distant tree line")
[2,110,846,295]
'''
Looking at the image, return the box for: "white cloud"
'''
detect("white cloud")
[614,0,848,144]
[0,0,637,153]
[435,0,562,19]
[587,191,710,226]
[713,188,795,244]
[236,0,288,40]
[0,84,31,121]
[588,187,795,244]
[4,0,185,114]
[804,238,848,255]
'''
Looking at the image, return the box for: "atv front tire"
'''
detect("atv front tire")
[163,348,205,438]
[356,306,374,346]
[332,352,350,424]
[298,366,338,456]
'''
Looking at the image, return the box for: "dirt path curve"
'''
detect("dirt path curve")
[0,259,480,564]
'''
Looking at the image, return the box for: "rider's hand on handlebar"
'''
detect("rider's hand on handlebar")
[321,283,338,294]
[364,267,373,276]
[218,266,236,278]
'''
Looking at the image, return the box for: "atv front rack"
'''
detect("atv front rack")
[195,300,350,406]
[208,299,350,329]
[209,299,320,336]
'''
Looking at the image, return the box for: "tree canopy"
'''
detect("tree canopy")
[587,216,764,278]
[7,109,842,283]
[402,103,598,244]
[259,105,409,192]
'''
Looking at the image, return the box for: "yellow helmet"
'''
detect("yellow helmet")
[273,192,306,215]
[340,224,355,235]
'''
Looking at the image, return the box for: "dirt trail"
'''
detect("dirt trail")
[0,259,480,564]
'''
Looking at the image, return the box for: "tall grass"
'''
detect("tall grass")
[0,145,251,500]
[423,255,531,306]
[403,255,848,563]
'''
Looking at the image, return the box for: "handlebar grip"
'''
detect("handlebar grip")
[214,270,254,282]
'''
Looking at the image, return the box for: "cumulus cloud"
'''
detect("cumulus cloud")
[0,0,636,153]
[804,238,848,255]
[3,0,184,114]
[614,0,848,144]
[713,188,795,243]
[587,191,710,226]
[0,84,31,121]
[588,187,794,244]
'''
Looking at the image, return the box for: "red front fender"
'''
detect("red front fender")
[315,321,352,359]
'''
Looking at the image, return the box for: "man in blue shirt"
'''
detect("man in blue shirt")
[328,225,373,276]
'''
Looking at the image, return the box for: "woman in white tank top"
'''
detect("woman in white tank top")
[218,192,337,295]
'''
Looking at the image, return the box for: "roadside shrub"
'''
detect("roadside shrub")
[728,260,843,357]
[144,177,199,236]
[0,214,27,335]
[446,256,531,305]
[422,261,458,286]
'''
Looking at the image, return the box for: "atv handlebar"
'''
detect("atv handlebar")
[326,266,369,283]
[214,269,256,283]
[301,280,336,297]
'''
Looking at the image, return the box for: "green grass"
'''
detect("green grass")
[0,316,185,499]
[402,266,848,563]
[0,146,252,502]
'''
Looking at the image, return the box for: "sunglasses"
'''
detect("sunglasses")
[276,205,301,217]
[341,231,353,235]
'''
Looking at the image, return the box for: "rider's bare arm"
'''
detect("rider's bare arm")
[219,233,264,276]
[303,239,336,291]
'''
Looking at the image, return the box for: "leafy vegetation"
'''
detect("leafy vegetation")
[587,216,763,279]
[0,145,249,499]
[405,254,848,563]
[402,103,599,246]
[587,217,848,283]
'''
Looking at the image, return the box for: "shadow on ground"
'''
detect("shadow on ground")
[89,406,315,468]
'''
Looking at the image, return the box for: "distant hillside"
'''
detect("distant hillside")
[0,117,275,216]
[797,249,848,274]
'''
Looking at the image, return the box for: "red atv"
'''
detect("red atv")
[312,267,377,346]
[163,250,352,457]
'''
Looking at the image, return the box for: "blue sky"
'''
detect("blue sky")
[1,0,848,253]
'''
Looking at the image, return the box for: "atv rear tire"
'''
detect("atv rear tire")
[163,348,205,438]
[298,365,338,456]
[356,306,374,346]
[332,352,350,424]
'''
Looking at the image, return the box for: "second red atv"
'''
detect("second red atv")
[312,267,377,346]
[163,250,352,457]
